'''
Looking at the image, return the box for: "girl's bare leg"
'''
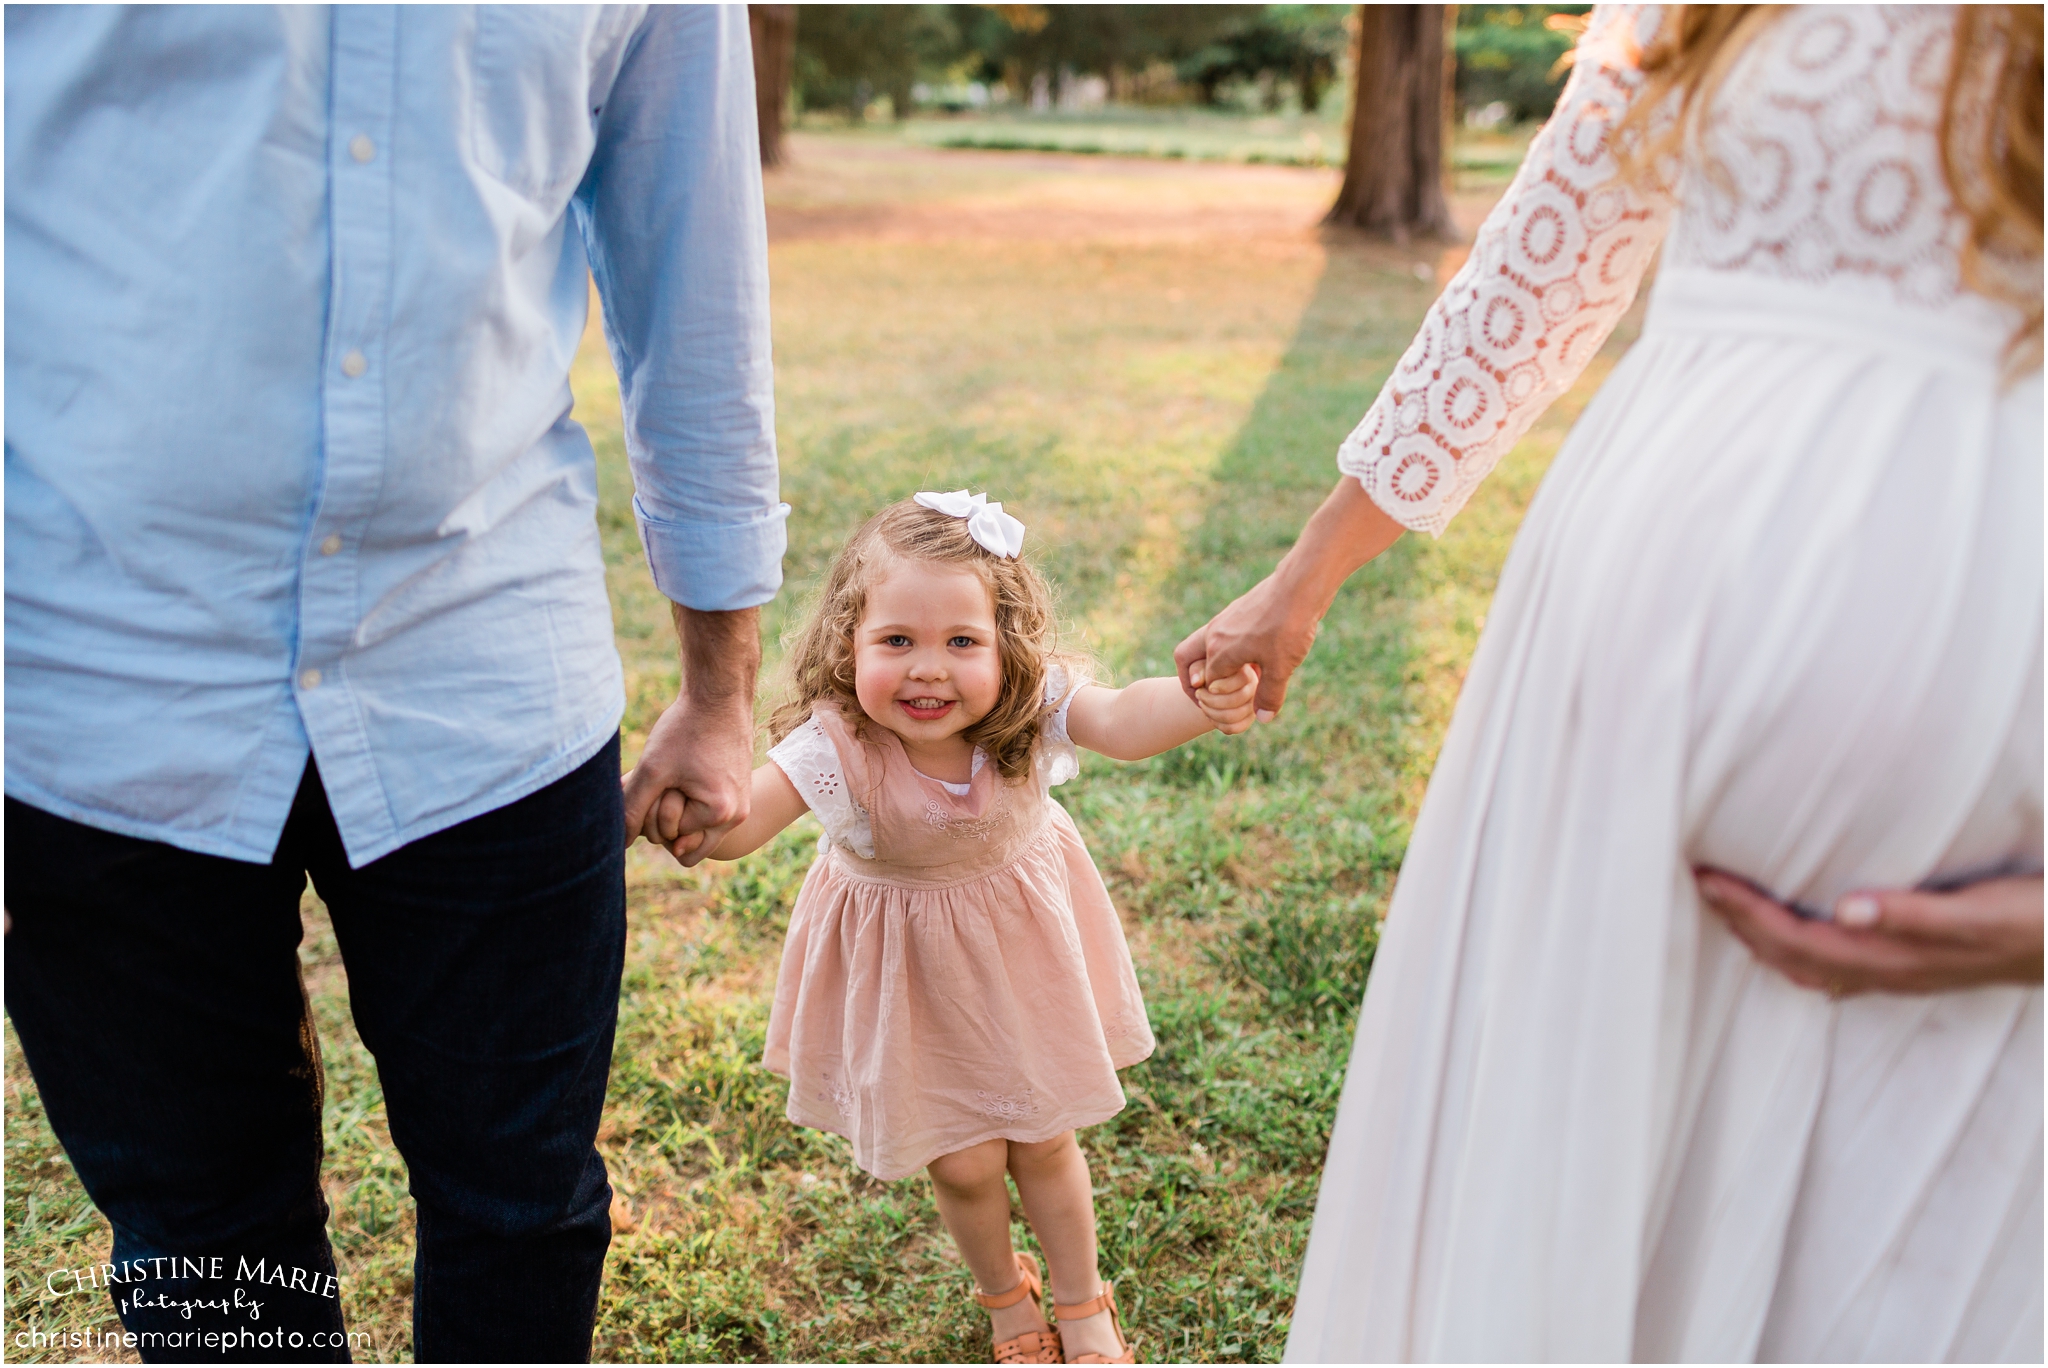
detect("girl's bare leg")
[1007,1132,1122,1360]
[928,1139,1048,1345]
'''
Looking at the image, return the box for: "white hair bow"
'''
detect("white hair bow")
[913,489,1026,559]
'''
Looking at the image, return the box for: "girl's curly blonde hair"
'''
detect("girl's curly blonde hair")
[767,498,1090,782]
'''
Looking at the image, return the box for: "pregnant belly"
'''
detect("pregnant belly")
[1513,319,2042,912]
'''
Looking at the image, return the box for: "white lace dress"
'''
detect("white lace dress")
[1288,6,2042,1362]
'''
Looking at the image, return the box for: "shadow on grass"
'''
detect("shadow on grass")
[1037,231,1459,1362]
[1143,230,1436,776]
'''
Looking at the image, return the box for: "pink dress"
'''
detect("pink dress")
[762,669,1156,1180]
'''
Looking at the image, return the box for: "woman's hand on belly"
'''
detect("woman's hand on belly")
[1696,869,2044,997]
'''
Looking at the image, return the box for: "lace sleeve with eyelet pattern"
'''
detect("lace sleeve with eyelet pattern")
[767,716,877,859]
[1038,662,1091,788]
[1338,4,1675,537]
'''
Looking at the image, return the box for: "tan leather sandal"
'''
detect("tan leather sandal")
[1055,1281,1136,1364]
[975,1250,1062,1365]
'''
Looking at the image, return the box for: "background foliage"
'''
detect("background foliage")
[1455,5,1590,123]
[793,4,1589,122]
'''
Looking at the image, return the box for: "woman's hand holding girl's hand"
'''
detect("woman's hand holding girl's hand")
[1696,869,2044,997]
[1193,663,1260,735]
[1175,477,1405,722]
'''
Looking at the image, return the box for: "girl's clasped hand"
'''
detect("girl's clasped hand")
[624,491,1256,1364]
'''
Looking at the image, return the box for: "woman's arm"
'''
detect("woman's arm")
[1695,870,2044,995]
[1065,669,1258,762]
[1335,4,1669,537]
[1177,4,1672,719]
[1175,478,1405,719]
[703,762,809,861]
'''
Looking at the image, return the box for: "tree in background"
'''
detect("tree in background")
[1173,5,1352,113]
[919,6,1249,110]
[793,6,961,119]
[1327,5,1458,241]
[750,5,797,166]
[1456,5,1589,123]
[791,5,1349,117]
[785,3,1582,131]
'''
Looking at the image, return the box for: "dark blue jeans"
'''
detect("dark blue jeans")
[4,738,627,1363]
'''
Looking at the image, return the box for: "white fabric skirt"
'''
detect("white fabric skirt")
[1286,268,2044,1363]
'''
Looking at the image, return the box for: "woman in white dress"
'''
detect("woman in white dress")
[1175,5,2042,1361]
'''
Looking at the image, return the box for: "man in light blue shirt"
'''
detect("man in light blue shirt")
[5,7,782,1359]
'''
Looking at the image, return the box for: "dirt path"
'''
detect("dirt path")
[764,131,1500,255]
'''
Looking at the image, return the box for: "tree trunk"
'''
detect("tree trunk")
[1299,59,1329,119]
[887,76,915,123]
[1327,5,1459,241]
[748,4,796,167]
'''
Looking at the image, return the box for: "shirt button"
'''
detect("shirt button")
[340,350,367,378]
[349,134,376,164]
[319,534,343,556]
[299,668,323,691]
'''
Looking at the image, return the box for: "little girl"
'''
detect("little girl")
[697,492,1255,1364]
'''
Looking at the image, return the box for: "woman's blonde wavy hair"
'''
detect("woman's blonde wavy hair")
[767,499,1090,782]
[1608,4,2043,366]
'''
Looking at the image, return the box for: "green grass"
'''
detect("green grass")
[831,109,1534,184]
[3,136,1633,1363]
[900,108,1351,168]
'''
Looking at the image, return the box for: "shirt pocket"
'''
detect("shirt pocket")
[468,4,605,204]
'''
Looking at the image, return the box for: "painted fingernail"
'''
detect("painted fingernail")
[1835,894,1879,927]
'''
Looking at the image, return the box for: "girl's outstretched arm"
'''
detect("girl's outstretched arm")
[705,763,809,860]
[1064,667,1257,762]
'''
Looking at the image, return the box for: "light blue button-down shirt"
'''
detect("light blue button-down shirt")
[6,5,787,866]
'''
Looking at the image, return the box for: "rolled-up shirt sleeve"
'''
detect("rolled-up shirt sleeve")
[579,4,787,611]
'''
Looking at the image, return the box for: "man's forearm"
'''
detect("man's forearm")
[672,603,761,711]
[621,603,762,859]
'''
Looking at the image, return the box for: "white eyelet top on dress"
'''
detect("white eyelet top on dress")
[767,663,1087,859]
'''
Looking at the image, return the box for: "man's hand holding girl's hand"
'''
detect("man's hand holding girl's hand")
[621,605,761,866]
[1190,662,1260,735]
[621,685,755,865]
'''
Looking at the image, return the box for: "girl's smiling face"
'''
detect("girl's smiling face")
[853,558,1003,765]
